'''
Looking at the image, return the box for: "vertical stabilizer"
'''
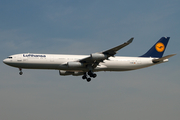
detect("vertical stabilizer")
[140,37,170,58]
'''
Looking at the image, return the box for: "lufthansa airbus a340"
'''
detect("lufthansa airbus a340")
[3,37,175,82]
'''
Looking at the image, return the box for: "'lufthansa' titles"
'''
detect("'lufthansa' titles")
[23,54,46,57]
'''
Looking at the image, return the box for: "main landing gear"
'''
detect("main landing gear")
[82,71,97,82]
[19,68,23,75]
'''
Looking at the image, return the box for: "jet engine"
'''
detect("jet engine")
[59,70,73,76]
[90,53,107,60]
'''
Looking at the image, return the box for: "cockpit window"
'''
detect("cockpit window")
[7,57,13,59]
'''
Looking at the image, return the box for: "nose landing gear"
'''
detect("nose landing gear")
[19,68,23,75]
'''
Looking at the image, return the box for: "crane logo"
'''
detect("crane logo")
[155,42,165,52]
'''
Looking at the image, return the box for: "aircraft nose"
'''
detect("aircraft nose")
[3,59,6,63]
[3,58,8,64]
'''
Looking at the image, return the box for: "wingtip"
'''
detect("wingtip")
[128,37,134,43]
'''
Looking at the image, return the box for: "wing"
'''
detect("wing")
[78,37,134,68]
[102,37,134,56]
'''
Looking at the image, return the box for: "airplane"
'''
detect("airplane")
[3,37,176,82]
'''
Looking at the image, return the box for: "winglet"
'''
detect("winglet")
[127,37,134,44]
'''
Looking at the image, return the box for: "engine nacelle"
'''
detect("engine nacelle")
[67,62,83,68]
[90,53,107,60]
[59,70,73,76]
[59,70,84,76]
[72,72,84,76]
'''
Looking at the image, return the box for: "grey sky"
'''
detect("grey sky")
[0,0,180,120]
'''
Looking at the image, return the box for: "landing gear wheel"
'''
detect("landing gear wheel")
[92,73,97,78]
[88,71,97,78]
[82,75,87,80]
[84,71,97,82]
[82,72,87,80]
[19,71,23,75]
[88,71,92,76]
[88,71,94,77]
[19,68,23,75]
[87,78,91,82]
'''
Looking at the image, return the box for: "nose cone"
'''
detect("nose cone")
[3,58,8,64]
[3,58,12,66]
[3,58,11,65]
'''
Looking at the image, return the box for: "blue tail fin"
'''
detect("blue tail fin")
[140,37,170,58]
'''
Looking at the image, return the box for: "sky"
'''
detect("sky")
[0,0,180,120]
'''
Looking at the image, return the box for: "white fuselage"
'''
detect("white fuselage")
[3,53,167,72]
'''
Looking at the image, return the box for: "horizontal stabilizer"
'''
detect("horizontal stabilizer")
[152,54,176,63]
